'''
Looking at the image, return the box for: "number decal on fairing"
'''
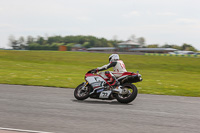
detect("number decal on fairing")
[99,91,112,98]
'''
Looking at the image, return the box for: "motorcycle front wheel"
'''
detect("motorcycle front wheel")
[116,83,138,104]
[74,82,91,100]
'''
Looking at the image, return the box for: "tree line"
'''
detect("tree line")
[8,35,120,50]
[8,35,197,51]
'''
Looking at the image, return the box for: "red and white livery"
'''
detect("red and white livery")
[74,70,142,104]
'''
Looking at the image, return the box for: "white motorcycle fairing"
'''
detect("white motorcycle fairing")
[74,69,141,103]
[85,75,113,99]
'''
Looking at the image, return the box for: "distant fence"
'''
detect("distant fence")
[144,53,200,58]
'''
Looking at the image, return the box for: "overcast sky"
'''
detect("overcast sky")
[0,0,200,50]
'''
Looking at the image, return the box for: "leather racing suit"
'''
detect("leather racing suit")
[97,60,127,86]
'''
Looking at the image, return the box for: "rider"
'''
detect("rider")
[92,54,127,89]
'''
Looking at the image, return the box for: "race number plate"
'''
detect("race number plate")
[99,91,112,99]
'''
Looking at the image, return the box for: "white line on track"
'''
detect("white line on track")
[0,127,54,133]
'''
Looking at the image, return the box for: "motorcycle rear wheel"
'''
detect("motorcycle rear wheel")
[74,83,90,100]
[116,83,138,104]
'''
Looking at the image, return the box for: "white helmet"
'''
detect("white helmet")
[109,54,119,62]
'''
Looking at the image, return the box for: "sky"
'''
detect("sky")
[0,0,200,50]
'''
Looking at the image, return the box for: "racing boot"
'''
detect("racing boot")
[110,77,123,94]
[105,71,122,93]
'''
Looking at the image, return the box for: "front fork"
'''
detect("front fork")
[81,82,88,90]
[84,81,88,87]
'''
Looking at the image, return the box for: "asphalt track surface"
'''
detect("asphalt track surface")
[0,84,200,133]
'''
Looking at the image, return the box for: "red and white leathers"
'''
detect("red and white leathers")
[97,60,127,86]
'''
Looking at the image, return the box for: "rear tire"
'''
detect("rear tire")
[74,83,90,100]
[116,83,138,104]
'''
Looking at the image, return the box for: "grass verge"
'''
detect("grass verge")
[0,50,200,97]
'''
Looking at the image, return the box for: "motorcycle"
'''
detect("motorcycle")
[74,70,142,104]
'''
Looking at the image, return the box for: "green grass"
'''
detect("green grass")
[0,50,200,97]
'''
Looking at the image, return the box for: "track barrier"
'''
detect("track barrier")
[144,53,200,58]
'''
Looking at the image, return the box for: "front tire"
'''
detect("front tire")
[74,83,90,100]
[116,83,138,104]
